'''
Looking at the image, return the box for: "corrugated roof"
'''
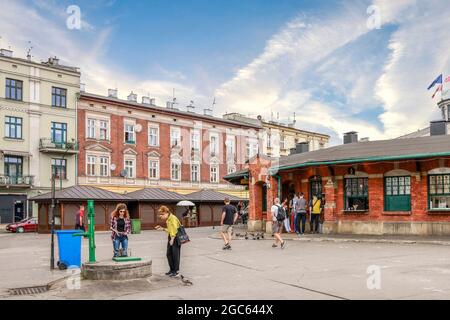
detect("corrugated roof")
[223,169,249,180]
[126,188,187,202]
[30,185,130,201]
[274,135,450,171]
[186,189,246,202]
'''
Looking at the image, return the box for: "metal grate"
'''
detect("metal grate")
[9,285,49,296]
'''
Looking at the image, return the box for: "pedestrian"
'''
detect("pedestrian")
[309,194,322,234]
[282,199,291,233]
[110,203,131,258]
[75,204,85,231]
[155,205,182,277]
[271,198,286,249]
[296,193,307,235]
[220,197,238,250]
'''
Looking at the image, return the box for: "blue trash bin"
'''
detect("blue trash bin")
[55,230,82,270]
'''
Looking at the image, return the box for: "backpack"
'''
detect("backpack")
[276,205,286,221]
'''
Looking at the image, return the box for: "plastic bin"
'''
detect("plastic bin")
[131,219,141,234]
[55,230,82,270]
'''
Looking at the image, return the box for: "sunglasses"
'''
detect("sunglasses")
[119,210,125,213]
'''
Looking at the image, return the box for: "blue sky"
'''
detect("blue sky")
[1,0,450,145]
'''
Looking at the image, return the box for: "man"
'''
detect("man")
[271,198,286,249]
[75,205,85,231]
[291,194,299,233]
[295,193,307,235]
[309,195,322,234]
[220,197,238,250]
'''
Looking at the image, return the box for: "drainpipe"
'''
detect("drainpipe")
[75,93,79,186]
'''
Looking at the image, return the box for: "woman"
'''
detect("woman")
[110,203,131,258]
[282,199,291,233]
[155,206,182,277]
[75,204,85,231]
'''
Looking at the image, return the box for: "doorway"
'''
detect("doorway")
[14,201,25,222]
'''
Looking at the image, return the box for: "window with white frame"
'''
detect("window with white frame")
[124,123,135,143]
[191,131,200,151]
[148,125,159,147]
[124,159,135,178]
[191,163,200,182]
[171,160,181,181]
[99,120,109,140]
[210,134,219,156]
[87,155,96,176]
[228,165,236,174]
[210,165,219,183]
[246,139,258,158]
[149,159,159,179]
[226,136,235,160]
[171,127,181,147]
[87,119,96,139]
[280,135,285,149]
[267,133,272,148]
[99,156,109,176]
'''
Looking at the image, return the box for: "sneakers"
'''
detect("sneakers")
[272,243,278,248]
[165,271,173,276]
[169,272,179,277]
[281,241,286,249]
[222,243,232,250]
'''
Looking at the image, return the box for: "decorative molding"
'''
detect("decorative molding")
[147,151,161,158]
[344,171,369,178]
[84,143,112,153]
[123,147,138,155]
[428,167,450,174]
[384,169,411,177]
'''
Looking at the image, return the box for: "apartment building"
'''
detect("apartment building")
[0,49,80,224]
[77,91,262,196]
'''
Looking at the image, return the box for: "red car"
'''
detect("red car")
[6,218,38,233]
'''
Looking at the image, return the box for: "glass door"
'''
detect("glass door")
[4,156,23,184]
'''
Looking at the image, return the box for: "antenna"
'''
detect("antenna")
[27,41,33,60]
[212,97,216,109]
[277,112,279,120]
[293,112,296,124]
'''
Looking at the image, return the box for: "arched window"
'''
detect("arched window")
[309,175,322,198]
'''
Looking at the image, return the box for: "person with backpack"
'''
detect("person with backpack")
[309,194,322,234]
[271,198,286,249]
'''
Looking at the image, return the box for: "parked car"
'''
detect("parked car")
[6,218,38,233]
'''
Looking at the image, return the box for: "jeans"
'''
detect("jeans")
[294,213,300,233]
[113,235,128,257]
[311,214,320,233]
[283,217,291,233]
[298,211,307,234]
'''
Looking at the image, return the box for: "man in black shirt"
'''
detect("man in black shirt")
[221,197,238,250]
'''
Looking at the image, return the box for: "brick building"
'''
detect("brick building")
[226,133,450,236]
[76,91,262,196]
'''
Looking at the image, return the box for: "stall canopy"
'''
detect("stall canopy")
[223,169,249,186]
[126,188,187,202]
[30,185,131,202]
[186,189,246,203]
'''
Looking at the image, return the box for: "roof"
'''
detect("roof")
[30,185,130,201]
[80,92,262,129]
[186,189,246,202]
[0,54,80,74]
[126,188,187,202]
[397,127,430,139]
[261,121,330,138]
[223,169,249,181]
[272,135,450,172]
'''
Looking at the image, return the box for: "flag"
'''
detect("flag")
[427,74,442,90]
[432,84,443,99]
[445,76,450,83]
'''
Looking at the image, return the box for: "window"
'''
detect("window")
[171,128,181,147]
[51,159,66,179]
[309,175,322,198]
[5,116,22,139]
[4,156,23,178]
[51,87,67,108]
[429,174,450,209]
[124,159,135,178]
[191,163,200,182]
[344,177,369,210]
[280,135,285,149]
[124,123,135,143]
[171,161,181,181]
[99,120,108,140]
[210,135,218,156]
[210,165,219,183]
[246,140,258,158]
[149,126,159,147]
[228,165,236,174]
[226,137,235,160]
[99,157,109,177]
[385,176,411,211]
[267,133,272,148]
[87,119,96,139]
[149,160,159,179]
[191,131,200,150]
[87,156,96,176]
[5,78,23,101]
[51,122,67,144]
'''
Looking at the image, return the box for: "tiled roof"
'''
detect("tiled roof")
[186,189,246,202]
[126,188,187,202]
[30,185,130,201]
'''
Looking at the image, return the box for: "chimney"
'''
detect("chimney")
[47,56,59,65]
[142,96,151,105]
[430,120,447,136]
[290,142,309,155]
[360,137,370,142]
[166,101,173,109]
[127,92,137,102]
[108,89,118,98]
[344,131,358,144]
[204,108,213,116]
[0,49,13,57]
[187,101,195,113]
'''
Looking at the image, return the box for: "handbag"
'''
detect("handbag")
[176,225,190,245]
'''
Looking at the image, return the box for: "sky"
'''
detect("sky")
[0,0,449,145]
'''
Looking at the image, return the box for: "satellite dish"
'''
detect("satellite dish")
[110,164,116,171]
[120,169,128,177]
[257,115,262,120]
[135,124,142,133]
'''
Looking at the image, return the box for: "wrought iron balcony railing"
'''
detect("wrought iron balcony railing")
[39,138,78,153]
[0,175,34,187]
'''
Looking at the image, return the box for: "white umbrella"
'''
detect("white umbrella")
[177,200,195,207]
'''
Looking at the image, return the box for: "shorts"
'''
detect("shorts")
[272,221,283,234]
[221,224,233,233]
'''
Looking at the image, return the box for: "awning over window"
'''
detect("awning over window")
[0,150,33,157]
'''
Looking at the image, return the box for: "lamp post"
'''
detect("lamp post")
[50,172,56,270]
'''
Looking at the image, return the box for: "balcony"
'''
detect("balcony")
[39,138,78,154]
[0,175,34,188]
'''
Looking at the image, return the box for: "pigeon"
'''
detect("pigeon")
[180,275,193,286]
